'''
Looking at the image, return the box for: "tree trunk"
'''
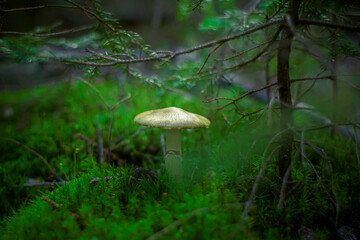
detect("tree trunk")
[330,14,339,137]
[277,0,301,178]
[330,56,338,136]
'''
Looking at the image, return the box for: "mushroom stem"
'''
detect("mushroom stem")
[166,129,182,153]
[165,129,182,179]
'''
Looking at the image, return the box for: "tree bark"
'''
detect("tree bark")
[277,0,301,178]
[330,14,339,137]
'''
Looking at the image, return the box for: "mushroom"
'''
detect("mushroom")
[134,107,210,179]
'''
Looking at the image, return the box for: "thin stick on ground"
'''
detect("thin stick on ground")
[41,196,60,209]
[277,164,292,209]
[229,146,280,240]
[24,182,67,187]
[0,137,64,182]
[293,132,341,226]
[242,147,280,219]
[146,203,242,240]
[96,116,104,164]
[41,196,80,220]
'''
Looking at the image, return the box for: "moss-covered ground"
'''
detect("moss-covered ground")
[0,78,359,239]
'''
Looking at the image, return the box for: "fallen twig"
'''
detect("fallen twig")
[96,116,104,164]
[0,137,64,182]
[24,181,67,187]
[230,146,280,240]
[277,164,292,209]
[41,196,80,220]
[146,203,242,240]
[41,196,60,208]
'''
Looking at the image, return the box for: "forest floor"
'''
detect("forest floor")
[0,78,359,239]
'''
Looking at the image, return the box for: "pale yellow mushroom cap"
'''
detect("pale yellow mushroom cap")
[134,107,211,130]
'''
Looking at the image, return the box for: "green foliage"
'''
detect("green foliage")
[1,0,360,239]
[1,79,360,239]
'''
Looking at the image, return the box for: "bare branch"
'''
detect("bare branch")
[205,82,277,112]
[303,122,359,132]
[0,5,80,13]
[290,75,332,83]
[131,127,147,138]
[42,19,283,67]
[198,42,224,73]
[225,27,282,71]
[175,20,283,57]
[111,93,131,110]
[297,18,360,32]
[215,40,274,62]
[38,20,283,68]
[277,164,291,209]
[230,146,280,239]
[41,196,80,220]
[0,25,95,37]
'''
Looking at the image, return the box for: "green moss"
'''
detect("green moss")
[1,79,359,239]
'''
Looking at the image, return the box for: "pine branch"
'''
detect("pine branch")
[174,19,283,57]
[192,0,205,11]
[41,19,283,66]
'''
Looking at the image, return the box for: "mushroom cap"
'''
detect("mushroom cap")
[134,107,211,130]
